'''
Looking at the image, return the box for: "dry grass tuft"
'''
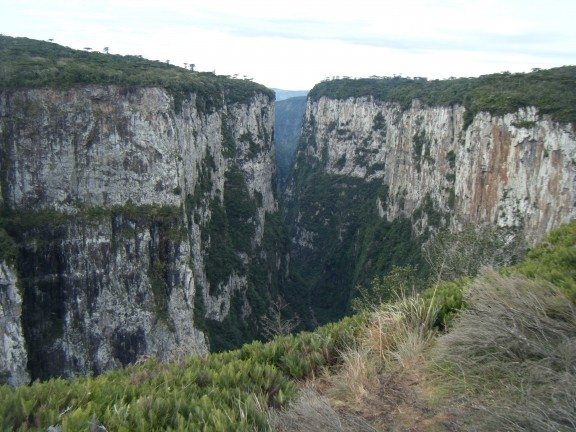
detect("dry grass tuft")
[329,346,379,402]
[361,293,440,366]
[316,291,452,430]
[269,387,375,432]
[434,273,576,431]
[269,290,465,431]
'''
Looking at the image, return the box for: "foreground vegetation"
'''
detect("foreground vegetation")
[309,66,576,127]
[434,274,576,431]
[0,314,366,430]
[273,221,576,431]
[2,221,574,430]
[0,35,273,111]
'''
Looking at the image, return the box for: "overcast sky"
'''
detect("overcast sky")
[2,0,575,90]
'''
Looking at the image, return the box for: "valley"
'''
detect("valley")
[0,34,575,431]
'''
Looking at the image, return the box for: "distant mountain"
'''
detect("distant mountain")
[273,88,308,101]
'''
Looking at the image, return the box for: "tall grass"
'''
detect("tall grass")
[434,273,576,431]
[329,292,439,403]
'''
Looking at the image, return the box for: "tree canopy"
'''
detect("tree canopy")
[309,67,576,126]
[0,35,274,108]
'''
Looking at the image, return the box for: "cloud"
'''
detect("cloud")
[1,0,575,89]
[109,3,573,60]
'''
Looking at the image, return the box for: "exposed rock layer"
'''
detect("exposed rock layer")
[297,97,576,241]
[284,96,576,323]
[0,85,278,382]
[0,261,28,386]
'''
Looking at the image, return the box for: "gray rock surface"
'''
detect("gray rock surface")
[0,261,29,386]
[295,97,576,243]
[281,95,576,326]
[0,85,278,382]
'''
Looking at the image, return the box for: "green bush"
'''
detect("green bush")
[422,278,471,328]
[510,221,576,302]
[351,265,422,312]
[421,220,576,328]
[0,312,367,431]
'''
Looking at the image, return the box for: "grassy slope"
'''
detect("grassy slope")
[2,221,575,430]
[0,314,367,431]
[0,35,273,108]
[308,66,576,127]
[278,221,576,431]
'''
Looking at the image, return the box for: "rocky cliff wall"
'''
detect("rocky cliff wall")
[0,85,279,382]
[284,95,576,323]
[0,261,28,386]
[296,97,576,241]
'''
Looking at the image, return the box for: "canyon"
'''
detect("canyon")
[1,37,575,386]
[0,81,281,385]
[282,74,576,323]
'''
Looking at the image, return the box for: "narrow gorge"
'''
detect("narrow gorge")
[282,70,576,324]
[1,37,575,388]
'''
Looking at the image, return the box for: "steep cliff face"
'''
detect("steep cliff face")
[285,87,576,323]
[296,97,576,240]
[0,261,28,386]
[0,84,279,382]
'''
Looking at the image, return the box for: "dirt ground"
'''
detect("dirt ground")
[310,358,463,432]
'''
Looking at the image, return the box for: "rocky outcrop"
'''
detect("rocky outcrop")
[284,95,576,324]
[0,84,279,382]
[15,212,207,381]
[0,261,28,386]
[296,97,576,242]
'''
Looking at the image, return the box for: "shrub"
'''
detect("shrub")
[511,221,576,302]
[351,265,420,312]
[434,273,576,431]
[422,278,471,328]
[0,310,368,430]
[422,224,526,284]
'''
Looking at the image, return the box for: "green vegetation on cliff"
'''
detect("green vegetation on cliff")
[188,161,285,352]
[308,66,576,126]
[1,221,575,430]
[284,164,424,325]
[0,35,274,111]
[0,312,366,431]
